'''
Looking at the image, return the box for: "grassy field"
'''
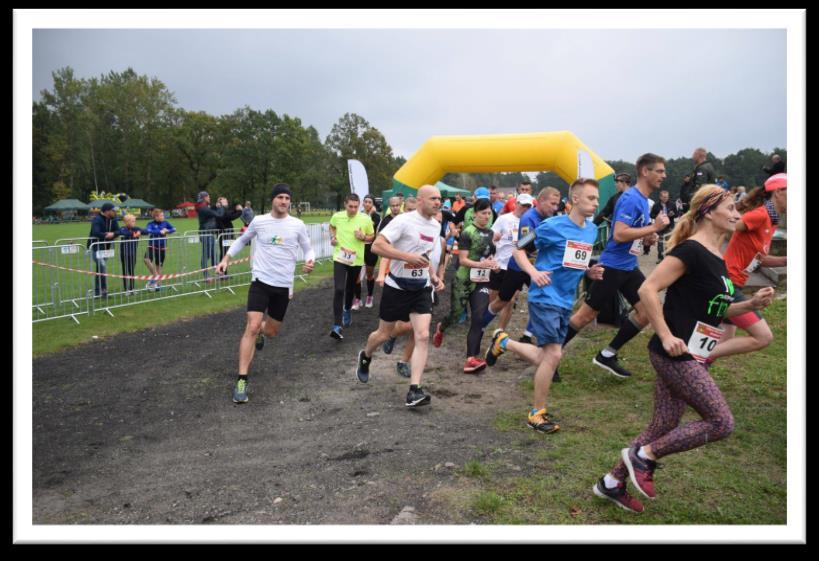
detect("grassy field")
[437,297,787,525]
[31,259,335,357]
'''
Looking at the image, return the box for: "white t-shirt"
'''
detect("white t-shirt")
[378,210,441,291]
[491,212,521,269]
[227,214,315,289]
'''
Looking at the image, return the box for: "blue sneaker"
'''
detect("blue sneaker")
[382,336,397,355]
[396,361,411,378]
[356,350,371,383]
[330,325,344,340]
[458,311,468,325]
[233,378,249,404]
[342,308,352,327]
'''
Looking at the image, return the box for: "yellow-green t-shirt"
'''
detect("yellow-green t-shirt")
[330,211,375,267]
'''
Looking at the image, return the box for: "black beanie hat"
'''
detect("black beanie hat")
[271,183,292,199]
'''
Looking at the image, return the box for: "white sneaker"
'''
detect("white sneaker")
[351,298,362,311]
[365,296,374,308]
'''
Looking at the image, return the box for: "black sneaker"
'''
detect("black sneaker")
[592,352,632,378]
[518,334,533,345]
[552,368,562,383]
[330,325,343,340]
[255,332,265,351]
[356,350,371,383]
[592,477,644,513]
[406,387,431,407]
[382,336,397,355]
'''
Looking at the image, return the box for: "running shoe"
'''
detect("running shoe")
[552,368,562,383]
[356,350,371,383]
[518,334,533,345]
[233,378,249,404]
[330,325,344,340]
[485,329,509,367]
[255,332,265,351]
[396,361,411,378]
[463,357,487,374]
[458,311,468,325]
[527,408,560,433]
[146,280,155,291]
[365,296,374,308]
[382,336,397,355]
[351,298,362,311]
[432,322,444,348]
[592,477,644,514]
[592,352,632,379]
[342,308,352,327]
[406,387,431,407]
[621,446,660,499]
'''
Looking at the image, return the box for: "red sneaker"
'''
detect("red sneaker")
[463,356,487,374]
[432,322,444,348]
[593,477,644,513]
[622,446,660,499]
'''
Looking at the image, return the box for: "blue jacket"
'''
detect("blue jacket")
[87,214,120,249]
[118,226,148,259]
[146,220,176,249]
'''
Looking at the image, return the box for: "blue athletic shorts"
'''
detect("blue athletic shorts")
[527,301,572,346]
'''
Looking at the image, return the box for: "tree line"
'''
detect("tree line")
[33,66,784,214]
[33,67,405,214]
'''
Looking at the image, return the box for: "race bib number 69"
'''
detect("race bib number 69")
[563,240,593,270]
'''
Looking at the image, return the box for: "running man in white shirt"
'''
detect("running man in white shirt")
[355,185,445,407]
[216,183,316,404]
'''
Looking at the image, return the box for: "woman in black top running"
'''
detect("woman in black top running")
[593,185,775,514]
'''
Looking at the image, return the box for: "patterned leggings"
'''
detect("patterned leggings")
[612,350,735,481]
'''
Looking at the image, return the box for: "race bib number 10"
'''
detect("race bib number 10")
[563,240,593,270]
[686,321,725,363]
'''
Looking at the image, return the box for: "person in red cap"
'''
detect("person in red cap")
[710,173,787,361]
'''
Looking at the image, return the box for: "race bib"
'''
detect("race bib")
[686,321,725,363]
[400,262,428,279]
[563,240,593,270]
[629,238,643,256]
[744,252,763,274]
[336,246,357,266]
[470,267,490,283]
[96,249,115,259]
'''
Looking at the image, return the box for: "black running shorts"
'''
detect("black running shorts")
[145,246,166,266]
[498,268,531,302]
[364,244,379,267]
[379,283,433,322]
[488,269,505,292]
[247,280,290,321]
[584,267,645,311]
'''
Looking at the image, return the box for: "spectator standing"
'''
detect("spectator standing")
[118,213,147,295]
[87,202,120,298]
[196,191,226,282]
[144,209,176,291]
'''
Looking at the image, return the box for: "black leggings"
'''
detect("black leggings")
[120,252,137,291]
[466,287,490,357]
[333,262,362,324]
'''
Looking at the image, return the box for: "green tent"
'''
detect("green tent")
[43,199,91,212]
[119,198,156,209]
[87,199,121,210]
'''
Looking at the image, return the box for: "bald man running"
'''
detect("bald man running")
[355,185,445,407]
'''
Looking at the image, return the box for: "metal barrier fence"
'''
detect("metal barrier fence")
[33,223,334,323]
[33,240,49,247]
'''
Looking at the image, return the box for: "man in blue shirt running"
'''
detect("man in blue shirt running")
[484,178,605,433]
[561,153,670,379]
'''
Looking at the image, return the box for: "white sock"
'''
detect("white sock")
[604,473,620,489]
[638,447,651,461]
[601,348,616,358]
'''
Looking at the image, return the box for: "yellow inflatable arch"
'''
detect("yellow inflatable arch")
[391,131,616,206]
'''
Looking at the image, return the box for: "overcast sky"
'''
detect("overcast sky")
[32,27,787,163]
